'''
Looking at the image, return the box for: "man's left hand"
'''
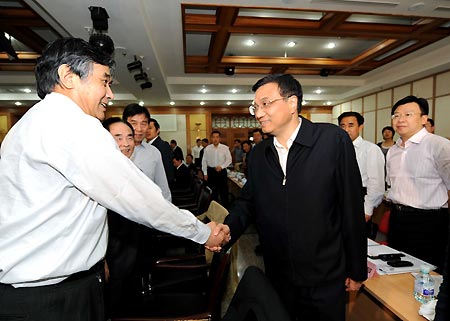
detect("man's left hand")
[345,278,363,291]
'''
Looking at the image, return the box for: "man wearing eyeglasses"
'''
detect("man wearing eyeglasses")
[224,74,367,321]
[386,95,450,273]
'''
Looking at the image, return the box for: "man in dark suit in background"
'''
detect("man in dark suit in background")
[223,74,367,321]
[170,139,184,161]
[171,154,192,191]
[144,118,174,186]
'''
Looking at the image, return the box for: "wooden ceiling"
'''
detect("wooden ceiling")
[182,4,450,76]
[0,0,61,71]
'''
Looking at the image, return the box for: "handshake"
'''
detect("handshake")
[204,222,231,252]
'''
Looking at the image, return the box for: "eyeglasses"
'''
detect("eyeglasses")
[391,112,423,120]
[249,96,289,116]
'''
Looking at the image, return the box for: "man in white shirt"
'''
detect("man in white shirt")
[192,138,203,168]
[123,104,171,201]
[386,95,450,273]
[202,130,232,208]
[0,38,229,321]
[338,111,385,239]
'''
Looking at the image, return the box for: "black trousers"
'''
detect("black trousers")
[388,205,449,273]
[269,276,346,321]
[0,262,105,321]
[206,167,229,208]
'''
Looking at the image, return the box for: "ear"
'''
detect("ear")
[57,64,77,90]
[359,124,364,133]
[288,95,298,114]
[421,115,428,126]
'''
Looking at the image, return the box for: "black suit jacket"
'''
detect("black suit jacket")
[171,163,191,190]
[152,136,174,184]
[224,117,367,287]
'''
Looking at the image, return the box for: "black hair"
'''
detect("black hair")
[102,117,135,135]
[170,139,177,145]
[35,37,115,99]
[202,138,209,144]
[122,103,151,122]
[338,111,365,126]
[196,138,201,143]
[252,128,263,136]
[382,126,395,136]
[427,118,434,126]
[392,95,429,115]
[252,74,303,113]
[211,130,221,137]
[148,118,160,130]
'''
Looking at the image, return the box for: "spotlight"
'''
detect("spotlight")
[89,33,114,56]
[127,60,142,71]
[89,6,109,31]
[320,68,330,77]
[134,71,148,81]
[224,66,235,76]
[140,81,153,90]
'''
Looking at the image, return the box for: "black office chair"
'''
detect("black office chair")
[112,250,231,321]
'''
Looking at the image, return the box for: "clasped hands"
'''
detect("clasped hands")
[205,221,231,252]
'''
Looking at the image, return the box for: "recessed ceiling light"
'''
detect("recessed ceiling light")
[287,41,296,48]
[326,42,336,49]
[200,88,208,94]
[169,101,175,106]
[226,101,232,106]
[23,88,32,93]
[15,101,22,106]
[326,101,332,106]
[302,101,308,105]
[315,89,322,94]
[200,101,205,106]
[245,39,255,46]
[108,101,113,106]
[231,88,238,94]
[138,101,144,106]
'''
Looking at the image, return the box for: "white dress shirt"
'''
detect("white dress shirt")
[353,136,385,216]
[201,143,232,175]
[131,144,171,201]
[273,119,301,185]
[0,93,210,287]
[192,145,203,159]
[386,128,450,209]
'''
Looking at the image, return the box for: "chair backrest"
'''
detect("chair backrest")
[195,185,212,216]
[112,251,231,321]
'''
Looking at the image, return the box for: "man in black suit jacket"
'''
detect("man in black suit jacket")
[170,139,184,161]
[223,74,367,321]
[171,155,191,191]
[145,118,174,185]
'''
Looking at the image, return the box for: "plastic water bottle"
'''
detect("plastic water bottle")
[414,265,435,303]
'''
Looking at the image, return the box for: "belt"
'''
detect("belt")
[62,260,104,283]
[392,204,447,214]
[0,260,104,287]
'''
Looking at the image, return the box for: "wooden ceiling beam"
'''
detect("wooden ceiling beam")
[207,7,239,73]
[2,26,47,53]
[320,12,352,32]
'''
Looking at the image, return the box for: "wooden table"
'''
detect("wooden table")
[347,272,436,321]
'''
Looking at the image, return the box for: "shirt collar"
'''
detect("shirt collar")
[353,135,363,147]
[273,118,302,150]
[397,127,428,146]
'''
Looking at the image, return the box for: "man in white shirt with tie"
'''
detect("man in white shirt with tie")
[339,111,385,240]
[202,130,232,208]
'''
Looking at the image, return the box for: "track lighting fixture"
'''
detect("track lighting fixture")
[127,60,142,71]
